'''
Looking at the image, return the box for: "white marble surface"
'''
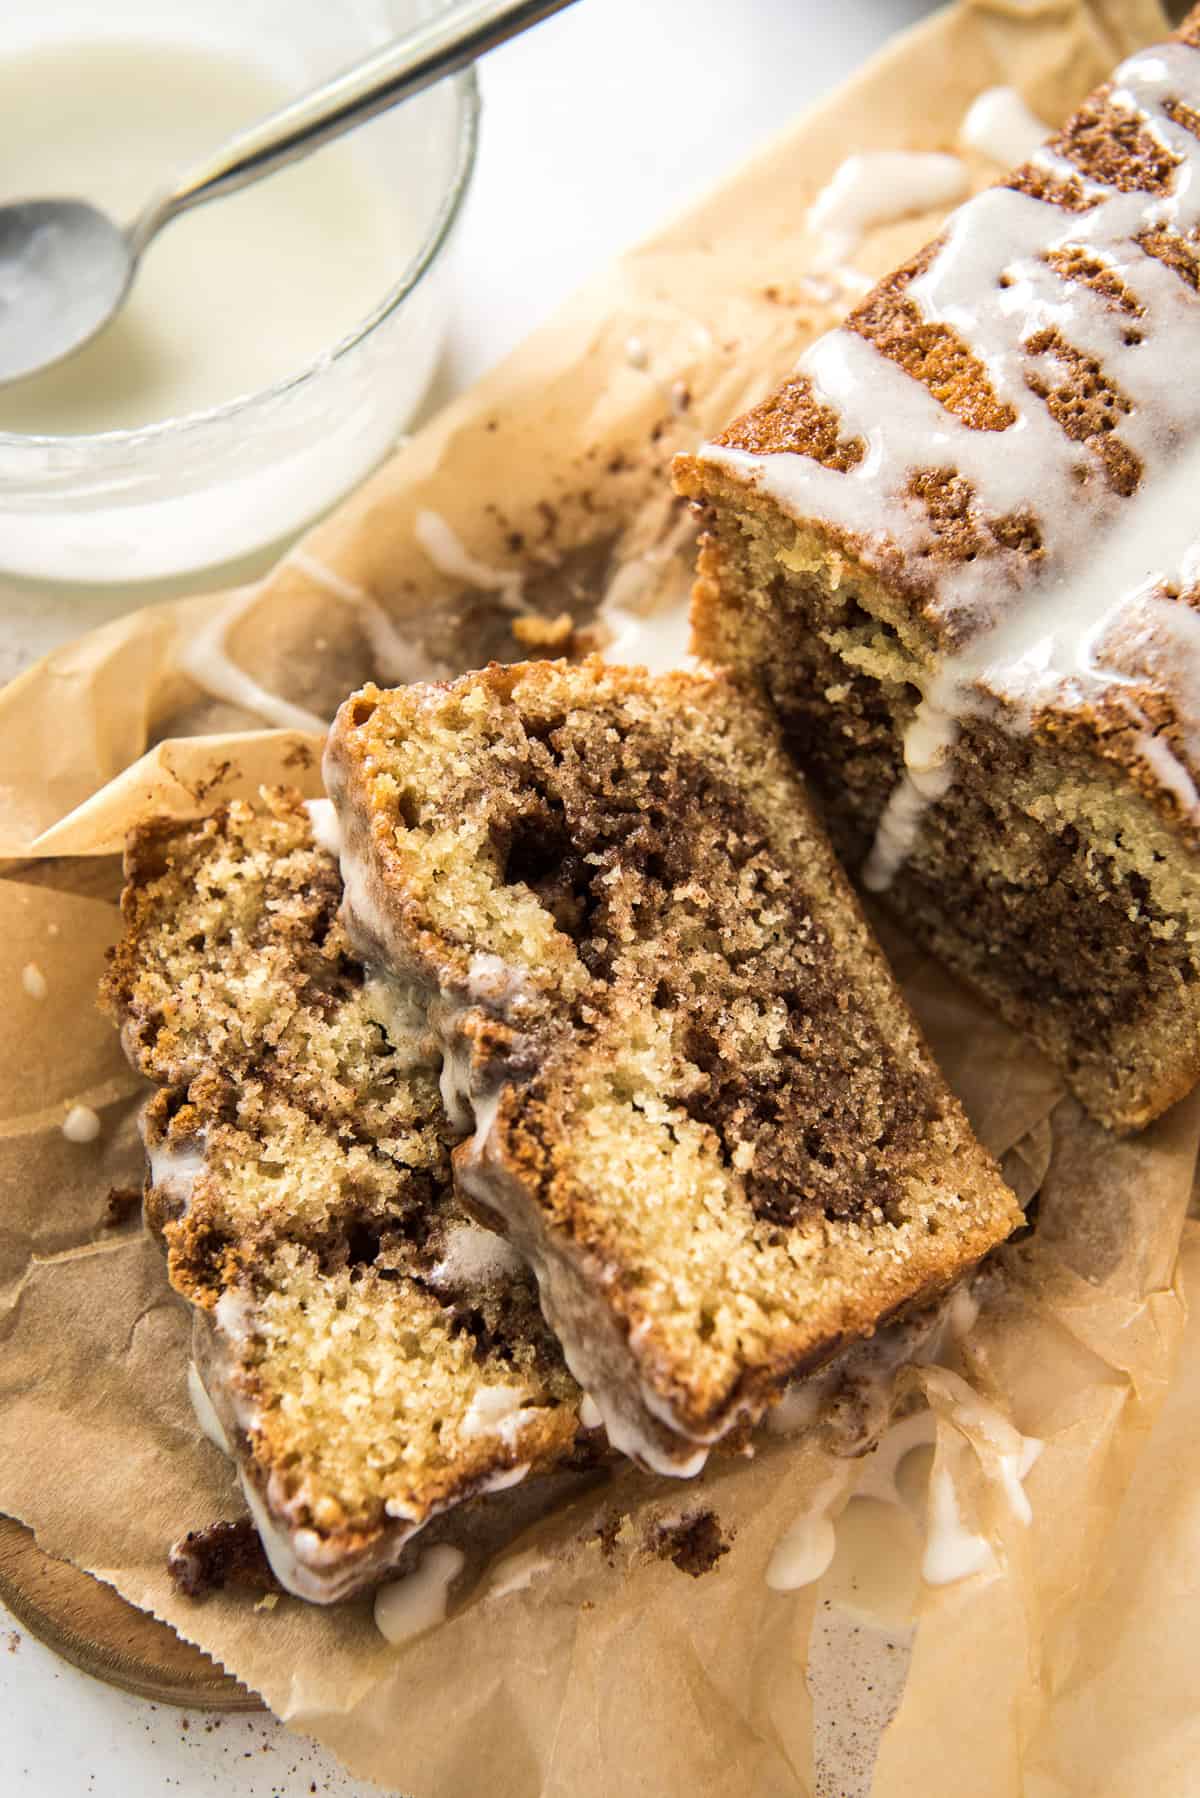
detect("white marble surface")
[0,1,937,1791]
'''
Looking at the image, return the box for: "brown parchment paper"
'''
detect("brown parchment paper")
[1,2,1194,1794]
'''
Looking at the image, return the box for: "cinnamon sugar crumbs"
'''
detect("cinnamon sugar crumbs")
[594,1507,628,1564]
[102,1186,141,1227]
[512,611,575,651]
[648,1510,731,1578]
[168,1518,279,1599]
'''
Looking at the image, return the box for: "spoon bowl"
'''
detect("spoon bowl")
[0,200,132,383]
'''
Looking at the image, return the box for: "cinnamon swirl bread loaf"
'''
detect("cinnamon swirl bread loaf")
[676,9,1200,1132]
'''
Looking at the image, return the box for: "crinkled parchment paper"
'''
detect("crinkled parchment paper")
[2,3,1195,1794]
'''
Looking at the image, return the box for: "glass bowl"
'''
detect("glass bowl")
[0,0,478,583]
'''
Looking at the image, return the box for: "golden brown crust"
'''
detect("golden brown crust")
[846,249,1017,434]
[711,373,865,469]
[1049,84,1182,194]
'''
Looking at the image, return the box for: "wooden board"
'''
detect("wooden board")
[0,1515,263,1710]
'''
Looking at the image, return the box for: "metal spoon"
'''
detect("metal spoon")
[0,0,577,387]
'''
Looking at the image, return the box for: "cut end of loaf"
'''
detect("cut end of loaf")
[101,789,589,1599]
[327,660,1020,1465]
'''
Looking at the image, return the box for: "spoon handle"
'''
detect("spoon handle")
[127,0,578,257]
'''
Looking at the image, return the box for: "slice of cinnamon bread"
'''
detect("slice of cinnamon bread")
[675,10,1200,1132]
[101,790,588,1602]
[325,660,1019,1473]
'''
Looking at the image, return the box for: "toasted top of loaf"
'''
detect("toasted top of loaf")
[676,9,1200,843]
[326,661,1019,1470]
[100,790,585,1601]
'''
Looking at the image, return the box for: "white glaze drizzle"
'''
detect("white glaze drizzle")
[766,1378,825,1437]
[599,599,693,675]
[437,1035,476,1135]
[360,972,434,1074]
[179,559,436,734]
[853,1409,939,1507]
[237,1468,351,1605]
[286,547,441,685]
[285,546,366,605]
[429,1222,524,1290]
[762,1271,1041,1595]
[467,950,532,1010]
[828,1408,998,1590]
[943,1281,981,1343]
[765,1384,1038,1600]
[303,797,342,858]
[187,1360,233,1456]
[766,1294,946,1447]
[959,86,1051,167]
[595,500,697,674]
[212,1285,255,1347]
[853,1392,1039,1585]
[147,1137,206,1210]
[486,1546,554,1600]
[933,1375,1044,1527]
[766,1467,853,1591]
[579,1393,604,1431]
[413,509,524,612]
[807,151,971,263]
[701,40,1200,886]
[459,1383,541,1444]
[174,585,328,734]
[474,1460,531,1495]
[374,1544,465,1644]
[62,1103,101,1143]
[922,1465,995,1586]
[22,961,47,1000]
